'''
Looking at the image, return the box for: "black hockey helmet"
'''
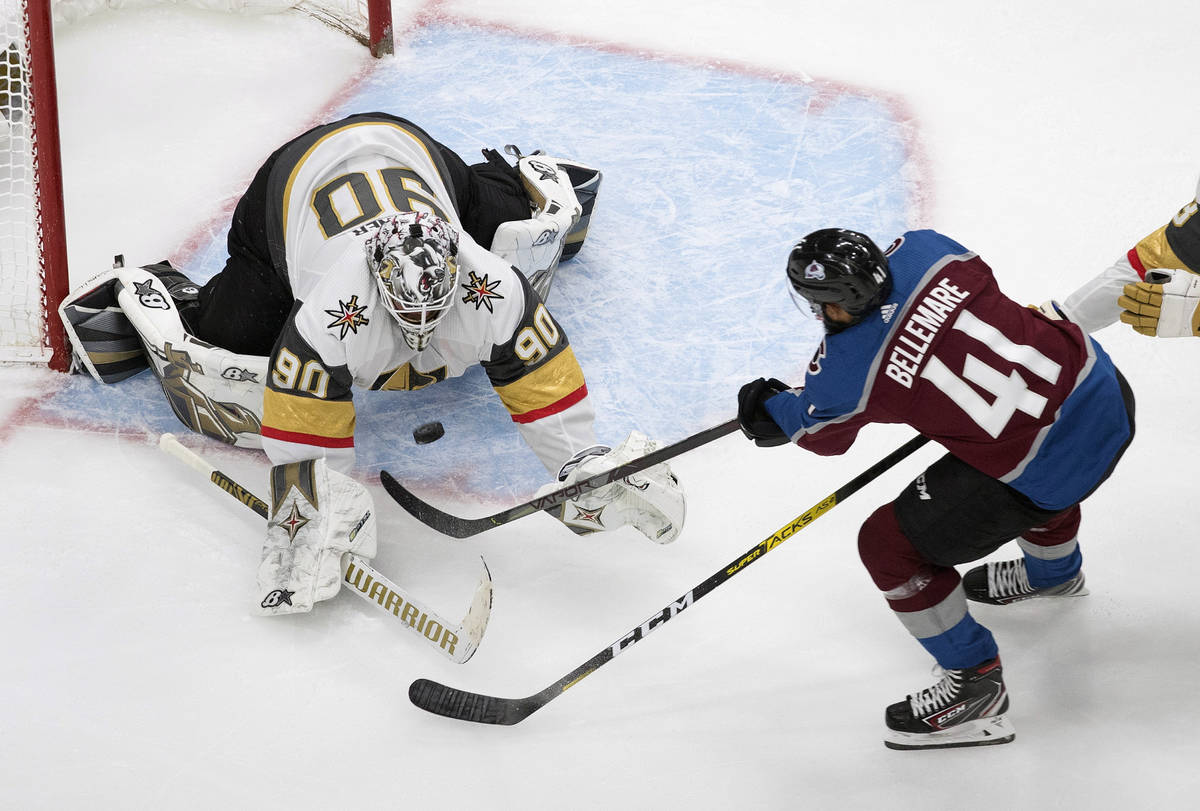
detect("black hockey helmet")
[786,228,892,331]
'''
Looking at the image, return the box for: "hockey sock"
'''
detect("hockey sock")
[1023,545,1083,589]
[916,613,999,671]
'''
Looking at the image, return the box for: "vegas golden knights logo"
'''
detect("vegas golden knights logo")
[372,362,447,391]
[156,342,262,444]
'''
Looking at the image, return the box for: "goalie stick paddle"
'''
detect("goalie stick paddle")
[157,433,493,664]
[380,418,740,538]
[408,434,931,724]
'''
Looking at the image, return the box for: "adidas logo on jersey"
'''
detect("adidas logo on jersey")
[880,302,898,323]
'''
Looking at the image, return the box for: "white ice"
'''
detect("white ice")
[3,1,1199,808]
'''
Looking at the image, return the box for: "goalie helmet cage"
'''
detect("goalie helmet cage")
[0,0,393,372]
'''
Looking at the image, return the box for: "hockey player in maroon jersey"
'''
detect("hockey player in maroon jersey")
[737,228,1135,750]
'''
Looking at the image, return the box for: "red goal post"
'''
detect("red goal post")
[0,0,392,372]
[3,0,69,369]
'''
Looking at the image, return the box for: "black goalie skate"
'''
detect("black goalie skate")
[884,657,1015,750]
[963,558,1088,605]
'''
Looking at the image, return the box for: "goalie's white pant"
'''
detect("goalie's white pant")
[549,431,687,544]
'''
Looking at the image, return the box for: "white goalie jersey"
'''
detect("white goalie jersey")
[275,119,466,301]
[258,117,599,476]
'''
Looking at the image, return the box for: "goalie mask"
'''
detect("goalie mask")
[365,212,459,350]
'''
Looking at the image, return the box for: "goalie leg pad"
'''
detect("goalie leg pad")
[491,214,569,301]
[58,259,205,383]
[58,269,149,383]
[115,264,269,448]
[490,153,600,300]
[555,159,602,261]
[258,458,378,615]
[554,431,687,544]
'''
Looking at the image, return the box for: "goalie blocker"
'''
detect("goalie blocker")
[259,457,378,615]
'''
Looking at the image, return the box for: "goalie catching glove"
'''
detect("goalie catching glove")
[258,458,377,615]
[1118,268,1200,337]
[544,431,686,544]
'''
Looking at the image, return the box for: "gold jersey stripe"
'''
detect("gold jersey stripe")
[492,346,587,417]
[1134,224,1186,271]
[263,387,356,440]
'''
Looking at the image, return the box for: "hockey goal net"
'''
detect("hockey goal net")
[1,0,392,371]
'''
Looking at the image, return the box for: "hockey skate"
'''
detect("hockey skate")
[962,559,1088,606]
[884,657,1015,751]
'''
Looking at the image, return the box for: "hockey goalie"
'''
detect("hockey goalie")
[58,112,685,615]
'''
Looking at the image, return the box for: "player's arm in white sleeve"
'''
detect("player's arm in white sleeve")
[1115,191,1200,337]
[1058,182,1200,335]
[1056,251,1143,333]
[470,247,686,544]
[260,305,358,474]
[466,244,599,473]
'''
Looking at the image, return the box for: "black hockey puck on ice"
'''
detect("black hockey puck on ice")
[413,421,445,444]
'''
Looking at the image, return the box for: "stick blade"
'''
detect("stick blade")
[448,558,494,664]
[409,679,536,725]
[379,470,487,538]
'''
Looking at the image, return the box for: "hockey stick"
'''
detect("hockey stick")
[380,418,740,538]
[408,434,931,724]
[157,433,493,664]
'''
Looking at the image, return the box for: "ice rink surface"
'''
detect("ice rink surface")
[3,1,1199,808]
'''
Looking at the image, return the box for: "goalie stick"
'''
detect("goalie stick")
[408,434,930,724]
[157,433,492,664]
[381,418,740,538]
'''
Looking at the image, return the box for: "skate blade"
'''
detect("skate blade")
[884,714,1016,751]
[989,585,1089,606]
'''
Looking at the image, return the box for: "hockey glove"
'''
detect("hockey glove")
[546,432,686,544]
[1118,268,1200,337]
[258,458,377,615]
[737,377,791,447]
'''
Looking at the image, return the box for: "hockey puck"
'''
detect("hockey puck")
[413,421,445,445]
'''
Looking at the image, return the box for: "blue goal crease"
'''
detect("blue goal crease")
[41,24,917,502]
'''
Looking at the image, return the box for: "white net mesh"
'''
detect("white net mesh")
[52,0,372,43]
[1,0,51,364]
[0,0,380,367]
